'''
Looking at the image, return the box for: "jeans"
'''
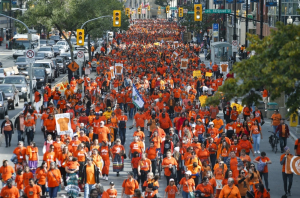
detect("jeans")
[260,172,269,190]
[273,125,278,134]
[118,103,124,110]
[43,102,48,108]
[279,137,287,151]
[124,103,128,113]
[84,184,95,198]
[17,130,24,142]
[49,186,59,198]
[119,128,126,145]
[4,130,12,146]
[53,100,58,107]
[129,107,136,119]
[198,134,204,143]
[210,153,216,169]
[252,133,261,151]
[151,159,157,176]
[26,129,34,145]
[182,191,191,198]
[282,172,293,194]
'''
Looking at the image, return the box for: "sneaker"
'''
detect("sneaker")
[287,192,292,196]
[257,151,261,154]
[116,172,119,177]
[105,176,108,181]
[254,151,257,154]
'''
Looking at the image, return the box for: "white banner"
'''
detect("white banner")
[115,63,123,75]
[55,113,72,135]
[132,84,144,109]
[180,58,188,69]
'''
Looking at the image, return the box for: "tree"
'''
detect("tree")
[155,0,168,6]
[205,22,300,115]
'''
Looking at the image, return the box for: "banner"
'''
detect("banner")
[174,41,179,48]
[181,58,188,69]
[115,63,123,75]
[132,84,145,109]
[172,51,178,59]
[206,72,213,77]
[193,70,202,78]
[290,156,300,175]
[55,113,72,135]
[220,62,229,72]
[110,66,115,79]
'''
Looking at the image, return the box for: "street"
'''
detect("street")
[0,47,298,198]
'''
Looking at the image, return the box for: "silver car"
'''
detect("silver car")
[0,91,8,119]
[38,46,54,58]
[15,56,28,70]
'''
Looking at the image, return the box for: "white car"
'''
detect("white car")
[55,41,69,52]
[38,46,54,58]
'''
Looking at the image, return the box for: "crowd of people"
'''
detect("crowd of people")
[0,19,299,198]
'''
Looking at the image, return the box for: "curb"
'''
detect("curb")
[289,129,298,141]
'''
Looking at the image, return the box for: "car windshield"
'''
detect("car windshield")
[56,58,63,63]
[53,47,59,50]
[33,69,45,76]
[50,36,60,40]
[36,53,45,57]
[3,77,26,84]
[0,86,12,94]
[40,40,47,45]
[0,69,4,73]
[56,42,65,46]
[16,57,26,62]
[33,63,50,68]
[39,48,51,51]
[48,40,55,44]
[12,40,31,50]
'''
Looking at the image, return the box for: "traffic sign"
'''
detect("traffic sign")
[205,9,231,14]
[183,9,188,13]
[187,11,194,14]
[68,61,79,72]
[26,49,35,64]
[77,51,84,60]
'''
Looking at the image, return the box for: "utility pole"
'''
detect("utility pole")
[278,0,281,22]
[245,0,248,47]
[233,0,237,61]
[260,0,263,39]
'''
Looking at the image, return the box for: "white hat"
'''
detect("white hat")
[191,124,196,128]
[209,122,214,125]
[185,171,192,175]
[80,123,84,126]
[174,147,180,153]
[100,121,105,126]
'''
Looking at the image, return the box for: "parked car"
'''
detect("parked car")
[51,58,60,78]
[0,91,8,118]
[35,52,46,60]
[55,56,67,74]
[38,46,54,58]
[40,39,48,47]
[0,84,19,109]
[33,60,56,82]
[53,46,61,57]
[2,75,30,101]
[15,56,28,70]
[32,67,48,89]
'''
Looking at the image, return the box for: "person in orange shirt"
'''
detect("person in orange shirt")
[47,162,61,198]
[129,136,145,158]
[81,157,100,198]
[43,144,56,168]
[44,114,56,140]
[162,151,178,185]
[0,179,20,198]
[24,114,35,146]
[0,160,15,185]
[52,87,61,107]
[212,116,224,135]
[164,178,179,198]
[24,178,42,198]
[99,141,111,181]
[122,172,139,197]
[138,153,152,189]
[23,166,34,188]
[178,171,195,197]
[219,178,241,198]
[26,141,39,174]
[133,109,147,131]
[106,182,118,198]
[110,139,125,176]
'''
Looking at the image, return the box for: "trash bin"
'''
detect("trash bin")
[267,102,278,118]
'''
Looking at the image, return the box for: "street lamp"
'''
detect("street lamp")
[287,16,293,24]
[293,17,300,25]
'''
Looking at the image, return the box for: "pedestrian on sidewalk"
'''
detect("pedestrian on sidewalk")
[280,146,293,196]
[275,118,290,153]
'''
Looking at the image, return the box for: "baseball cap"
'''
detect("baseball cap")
[80,123,84,126]
[169,178,174,182]
[128,172,134,176]
[110,182,115,185]
[209,122,214,125]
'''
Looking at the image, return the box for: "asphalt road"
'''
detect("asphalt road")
[0,49,298,198]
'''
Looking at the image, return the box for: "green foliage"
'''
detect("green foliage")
[155,0,168,6]
[205,92,222,106]
[206,22,300,114]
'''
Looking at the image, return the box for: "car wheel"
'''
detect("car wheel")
[52,75,55,82]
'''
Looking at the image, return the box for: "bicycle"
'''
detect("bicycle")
[268,131,279,153]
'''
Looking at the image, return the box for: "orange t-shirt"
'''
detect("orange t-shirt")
[138,158,151,171]
[66,161,80,170]
[47,169,61,187]
[122,179,139,195]
[129,141,144,153]
[179,177,195,192]
[57,118,70,131]
[24,185,42,198]
[162,157,178,176]
[165,185,178,198]
[0,166,14,181]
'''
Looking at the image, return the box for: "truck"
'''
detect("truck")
[12,34,40,59]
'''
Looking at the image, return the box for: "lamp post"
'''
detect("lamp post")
[293,17,300,25]
[287,16,293,24]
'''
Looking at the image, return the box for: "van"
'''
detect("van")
[33,60,56,82]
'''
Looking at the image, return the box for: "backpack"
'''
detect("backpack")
[257,158,266,172]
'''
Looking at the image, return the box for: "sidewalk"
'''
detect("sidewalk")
[0,41,9,52]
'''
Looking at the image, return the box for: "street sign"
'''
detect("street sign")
[75,47,86,51]
[68,61,79,72]
[26,49,35,63]
[170,7,177,10]
[77,51,84,60]
[183,9,188,13]
[187,11,194,14]
[205,9,231,14]
[232,40,238,52]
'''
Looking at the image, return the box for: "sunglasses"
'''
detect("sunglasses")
[251,166,255,167]
[241,172,245,174]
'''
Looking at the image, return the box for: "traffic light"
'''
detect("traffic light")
[76,29,84,45]
[138,7,141,14]
[166,6,170,13]
[194,4,202,21]
[158,6,161,11]
[148,6,150,11]
[125,8,130,16]
[113,10,121,27]
[178,7,183,17]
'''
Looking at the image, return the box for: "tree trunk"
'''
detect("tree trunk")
[55,24,74,63]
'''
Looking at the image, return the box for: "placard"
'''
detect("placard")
[180,58,188,69]
[115,63,123,75]
[55,113,72,135]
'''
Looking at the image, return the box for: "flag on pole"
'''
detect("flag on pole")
[132,84,144,109]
